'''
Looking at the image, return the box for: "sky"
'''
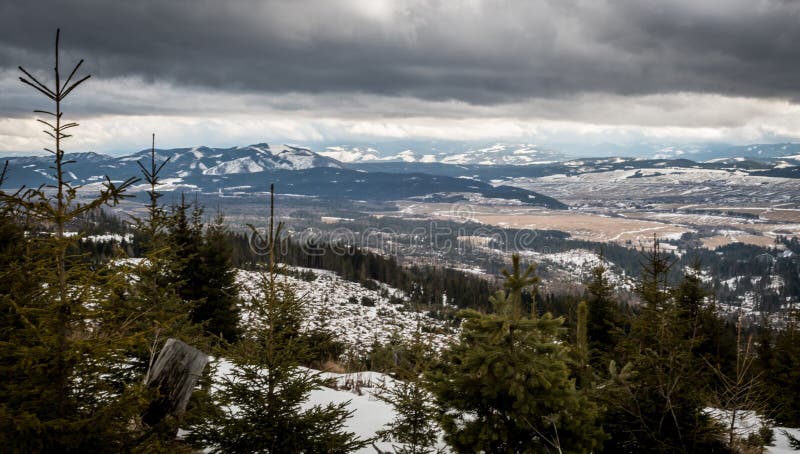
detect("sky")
[3,0,800,155]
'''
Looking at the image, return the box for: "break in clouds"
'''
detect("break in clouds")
[2,0,800,152]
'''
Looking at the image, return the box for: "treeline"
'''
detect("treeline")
[225,231,497,313]
[278,214,800,312]
[68,204,501,314]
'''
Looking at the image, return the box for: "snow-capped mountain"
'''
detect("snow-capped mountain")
[0,141,343,191]
[318,143,566,165]
[122,143,342,177]
[593,142,800,163]
[0,142,569,208]
[317,146,381,163]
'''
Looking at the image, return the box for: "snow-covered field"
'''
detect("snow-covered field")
[236,268,456,356]
[509,167,800,215]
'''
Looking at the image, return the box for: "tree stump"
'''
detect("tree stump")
[142,338,208,426]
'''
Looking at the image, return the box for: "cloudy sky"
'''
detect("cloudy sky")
[2,0,800,154]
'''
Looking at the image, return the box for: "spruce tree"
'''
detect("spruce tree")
[427,254,603,453]
[673,262,736,377]
[167,194,205,310]
[0,29,150,451]
[187,185,366,453]
[194,211,241,343]
[164,195,240,342]
[674,261,707,337]
[121,135,210,449]
[128,134,197,352]
[572,300,593,388]
[601,238,725,453]
[375,380,442,454]
[709,318,770,450]
[762,308,800,425]
[585,257,625,365]
[375,323,442,454]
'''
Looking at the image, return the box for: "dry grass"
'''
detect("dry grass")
[393,201,798,249]
[473,213,688,244]
[318,359,346,374]
[760,209,800,223]
[701,235,780,249]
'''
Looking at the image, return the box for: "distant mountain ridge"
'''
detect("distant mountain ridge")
[121,143,343,175]
[318,143,566,165]
[9,140,800,209]
[0,142,568,209]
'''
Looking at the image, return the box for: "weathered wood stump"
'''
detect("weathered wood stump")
[142,338,208,426]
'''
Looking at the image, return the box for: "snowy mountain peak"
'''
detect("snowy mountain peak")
[115,142,343,176]
[318,146,381,163]
[317,143,566,165]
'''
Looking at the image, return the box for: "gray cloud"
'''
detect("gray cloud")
[2,0,800,107]
[5,0,800,153]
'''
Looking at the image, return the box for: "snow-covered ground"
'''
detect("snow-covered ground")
[202,360,799,454]
[706,408,800,454]
[236,267,456,356]
[81,233,133,243]
[770,427,800,454]
[509,166,800,209]
[208,359,444,453]
[195,264,800,454]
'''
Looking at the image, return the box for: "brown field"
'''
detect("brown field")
[395,203,688,245]
[624,211,751,227]
[741,223,800,236]
[701,234,781,249]
[760,209,800,223]
[473,213,688,244]
[392,201,799,249]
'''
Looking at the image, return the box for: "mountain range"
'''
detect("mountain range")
[5,140,800,210]
[317,143,566,166]
[0,142,568,209]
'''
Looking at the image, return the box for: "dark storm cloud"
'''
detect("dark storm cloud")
[2,0,800,109]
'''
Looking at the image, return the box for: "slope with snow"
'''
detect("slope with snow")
[236,267,456,356]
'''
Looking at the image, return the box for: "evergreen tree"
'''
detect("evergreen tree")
[601,238,726,453]
[195,211,241,342]
[167,194,205,311]
[375,323,442,454]
[0,30,149,451]
[709,319,771,450]
[427,254,603,453]
[122,135,208,447]
[585,258,625,364]
[674,261,707,338]
[128,134,197,349]
[762,308,800,425]
[375,380,442,454]
[673,262,736,377]
[164,196,240,342]
[572,300,593,388]
[187,186,366,453]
